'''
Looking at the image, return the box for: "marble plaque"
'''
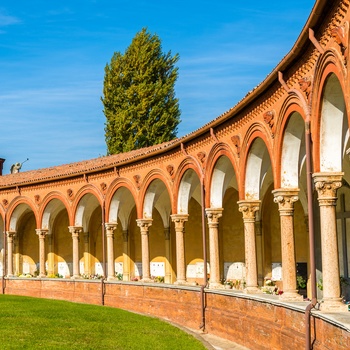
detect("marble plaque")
[186,264,197,278]
[150,262,165,277]
[272,262,282,281]
[58,262,69,277]
[0,262,3,276]
[224,262,246,280]
[95,262,104,276]
[195,262,210,278]
[23,262,30,274]
[115,262,123,274]
[80,262,84,274]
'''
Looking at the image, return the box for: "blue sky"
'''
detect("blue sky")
[0,1,315,174]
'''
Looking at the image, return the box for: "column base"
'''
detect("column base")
[141,277,153,283]
[320,298,349,312]
[107,276,116,281]
[174,279,188,285]
[209,282,224,289]
[39,274,47,278]
[279,290,303,302]
[71,275,82,280]
[244,286,262,294]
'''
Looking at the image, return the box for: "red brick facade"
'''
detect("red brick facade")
[1,0,350,349]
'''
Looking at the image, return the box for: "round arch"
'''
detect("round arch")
[241,134,274,201]
[205,143,238,209]
[311,51,348,172]
[7,198,38,231]
[72,185,103,230]
[39,192,71,230]
[108,186,136,230]
[173,157,203,215]
[239,123,274,200]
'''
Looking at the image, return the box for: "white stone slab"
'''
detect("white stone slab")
[195,262,210,278]
[58,262,69,277]
[115,262,123,274]
[224,262,246,280]
[23,262,30,274]
[186,264,197,278]
[150,262,165,277]
[80,262,84,274]
[95,262,104,276]
[272,262,282,281]
[0,262,3,276]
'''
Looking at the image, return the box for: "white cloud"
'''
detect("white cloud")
[0,12,20,26]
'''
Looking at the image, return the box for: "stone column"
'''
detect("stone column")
[36,229,48,278]
[105,223,117,280]
[6,231,16,277]
[83,232,90,275]
[238,201,261,293]
[206,208,223,289]
[122,229,130,281]
[273,189,303,301]
[68,226,82,279]
[171,214,189,284]
[136,219,153,282]
[164,227,171,283]
[313,172,347,311]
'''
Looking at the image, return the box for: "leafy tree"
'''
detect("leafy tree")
[102,28,181,154]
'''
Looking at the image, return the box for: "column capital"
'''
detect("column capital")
[136,219,153,234]
[105,223,117,238]
[272,189,299,215]
[238,200,260,222]
[313,172,343,205]
[6,231,16,239]
[35,229,49,238]
[105,223,117,231]
[68,226,83,238]
[205,208,223,225]
[171,214,189,230]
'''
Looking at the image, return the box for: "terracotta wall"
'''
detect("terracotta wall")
[3,278,350,350]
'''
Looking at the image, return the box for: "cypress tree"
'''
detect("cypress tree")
[102,28,181,154]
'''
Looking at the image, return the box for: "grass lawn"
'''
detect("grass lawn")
[0,295,206,349]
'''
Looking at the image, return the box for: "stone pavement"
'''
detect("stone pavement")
[189,329,250,350]
[197,332,250,350]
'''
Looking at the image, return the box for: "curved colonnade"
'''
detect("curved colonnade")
[1,0,350,348]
